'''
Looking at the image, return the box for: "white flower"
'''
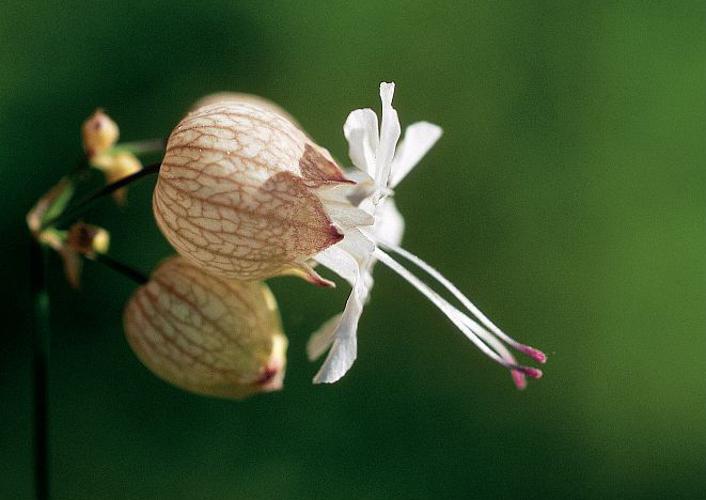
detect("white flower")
[309,82,546,387]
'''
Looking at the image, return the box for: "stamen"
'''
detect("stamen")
[382,243,547,364]
[374,248,539,384]
[521,367,543,379]
[449,305,527,389]
[512,371,528,390]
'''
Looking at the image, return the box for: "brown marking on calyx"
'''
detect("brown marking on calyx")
[299,143,354,187]
[328,225,344,245]
[260,171,345,252]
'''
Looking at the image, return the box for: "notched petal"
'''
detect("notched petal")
[343,108,379,175]
[307,313,341,361]
[375,82,402,187]
[389,121,442,188]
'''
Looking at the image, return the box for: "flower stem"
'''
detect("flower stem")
[30,239,50,500]
[42,162,161,230]
[91,253,148,285]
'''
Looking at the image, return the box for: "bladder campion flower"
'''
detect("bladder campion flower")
[123,256,287,399]
[153,82,546,388]
[153,100,369,284]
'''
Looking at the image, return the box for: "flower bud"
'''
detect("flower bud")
[28,221,110,289]
[82,109,119,158]
[123,256,287,399]
[66,222,110,256]
[91,151,142,204]
[60,222,110,288]
[153,101,353,281]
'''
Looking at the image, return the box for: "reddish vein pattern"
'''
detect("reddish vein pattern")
[153,102,349,280]
[123,256,287,399]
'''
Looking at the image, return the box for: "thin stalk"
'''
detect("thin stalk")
[91,254,148,285]
[42,162,161,230]
[30,239,50,500]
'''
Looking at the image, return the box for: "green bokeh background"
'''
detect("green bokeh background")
[1,1,704,498]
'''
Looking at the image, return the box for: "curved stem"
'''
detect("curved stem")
[91,254,148,285]
[42,162,161,230]
[30,239,50,500]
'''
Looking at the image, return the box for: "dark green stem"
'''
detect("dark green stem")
[92,254,149,285]
[30,239,50,500]
[42,162,161,230]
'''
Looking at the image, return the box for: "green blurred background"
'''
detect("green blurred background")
[1,1,704,498]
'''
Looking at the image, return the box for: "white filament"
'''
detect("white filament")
[381,243,531,354]
[374,248,530,373]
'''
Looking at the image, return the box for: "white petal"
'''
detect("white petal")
[311,282,364,384]
[343,168,373,184]
[323,200,375,230]
[315,228,374,286]
[307,313,342,360]
[343,108,379,176]
[311,229,376,383]
[315,245,359,287]
[340,228,376,257]
[316,182,375,230]
[389,122,442,188]
[316,181,360,206]
[375,82,401,189]
[373,198,405,247]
